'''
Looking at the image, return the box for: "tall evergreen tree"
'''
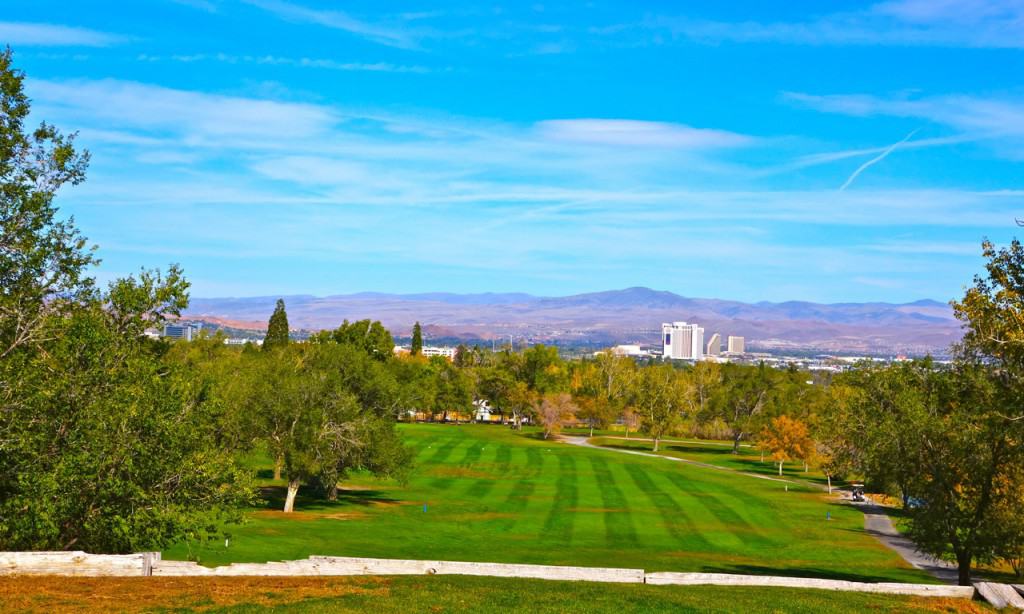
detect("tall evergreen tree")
[411,321,423,356]
[263,298,290,351]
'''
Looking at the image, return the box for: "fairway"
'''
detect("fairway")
[166,424,931,584]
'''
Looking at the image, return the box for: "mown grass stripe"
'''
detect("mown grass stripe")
[540,452,578,544]
[668,472,779,549]
[622,462,712,551]
[588,455,638,546]
[498,446,542,531]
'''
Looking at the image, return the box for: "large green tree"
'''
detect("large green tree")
[411,321,423,356]
[0,48,95,360]
[262,298,290,351]
[0,51,252,553]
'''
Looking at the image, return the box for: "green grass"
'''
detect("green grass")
[588,436,836,487]
[165,424,932,584]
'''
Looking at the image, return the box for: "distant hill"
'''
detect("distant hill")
[185,287,961,355]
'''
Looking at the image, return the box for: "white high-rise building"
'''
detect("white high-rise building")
[706,333,721,356]
[727,335,746,354]
[662,321,704,360]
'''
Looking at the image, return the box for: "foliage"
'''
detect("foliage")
[758,415,813,475]
[536,392,577,439]
[262,298,290,351]
[0,53,251,553]
[631,363,684,451]
[312,319,393,361]
[410,321,422,356]
[0,49,95,360]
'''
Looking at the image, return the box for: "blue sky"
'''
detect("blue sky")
[4,1,1024,303]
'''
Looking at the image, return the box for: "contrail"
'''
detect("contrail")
[839,128,920,191]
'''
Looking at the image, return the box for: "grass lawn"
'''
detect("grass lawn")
[587,436,836,487]
[164,424,932,584]
[0,575,990,613]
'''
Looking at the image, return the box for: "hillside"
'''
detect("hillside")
[185,287,961,354]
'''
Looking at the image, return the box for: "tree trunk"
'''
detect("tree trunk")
[956,551,972,586]
[653,437,660,452]
[589,423,594,437]
[827,474,832,494]
[803,461,808,472]
[778,461,783,476]
[283,478,301,513]
[732,433,742,454]
[760,450,764,463]
[273,456,283,481]
[327,483,338,502]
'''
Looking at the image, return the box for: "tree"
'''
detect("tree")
[411,322,423,356]
[434,357,473,422]
[714,363,778,453]
[314,319,393,360]
[0,52,252,553]
[537,393,576,440]
[759,415,813,476]
[632,363,684,451]
[240,344,410,513]
[263,298,290,351]
[0,49,95,360]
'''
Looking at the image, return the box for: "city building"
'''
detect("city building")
[727,335,746,354]
[706,333,722,356]
[611,344,646,357]
[162,323,198,341]
[421,346,457,360]
[662,321,704,360]
[224,338,262,346]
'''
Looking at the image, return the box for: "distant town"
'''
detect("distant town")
[158,319,926,373]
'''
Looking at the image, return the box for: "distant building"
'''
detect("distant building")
[611,344,646,357]
[422,346,457,360]
[162,323,198,341]
[224,338,262,346]
[706,333,722,356]
[727,335,746,354]
[662,321,704,360]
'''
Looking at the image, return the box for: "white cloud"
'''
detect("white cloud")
[0,22,124,47]
[536,119,753,149]
[243,0,416,49]
[787,92,1024,140]
[651,0,1024,48]
[28,78,339,142]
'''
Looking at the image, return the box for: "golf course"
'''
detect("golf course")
[164,423,931,585]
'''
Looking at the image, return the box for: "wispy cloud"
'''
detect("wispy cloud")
[242,0,416,49]
[0,21,125,47]
[25,77,1023,301]
[137,52,437,74]
[536,119,754,149]
[649,0,1024,48]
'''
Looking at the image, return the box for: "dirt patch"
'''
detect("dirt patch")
[0,575,391,613]
[251,510,324,522]
[251,509,371,522]
[907,596,992,613]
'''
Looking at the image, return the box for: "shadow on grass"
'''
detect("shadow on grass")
[699,564,905,584]
[258,485,398,512]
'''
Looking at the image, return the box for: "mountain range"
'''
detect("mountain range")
[184,287,962,355]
